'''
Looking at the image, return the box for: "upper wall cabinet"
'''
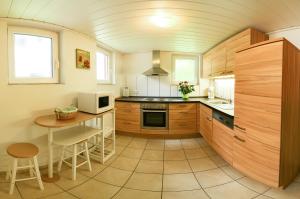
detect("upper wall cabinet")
[202,28,268,78]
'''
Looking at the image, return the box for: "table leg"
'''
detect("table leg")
[41,128,60,183]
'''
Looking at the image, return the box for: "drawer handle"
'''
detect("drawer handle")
[234,124,246,131]
[234,135,245,143]
[206,117,212,121]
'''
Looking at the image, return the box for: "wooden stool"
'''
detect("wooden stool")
[6,143,44,195]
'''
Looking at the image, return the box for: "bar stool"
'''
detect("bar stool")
[6,143,44,195]
[54,126,100,180]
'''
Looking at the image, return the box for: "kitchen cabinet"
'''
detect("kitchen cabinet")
[233,38,300,188]
[199,104,212,144]
[169,103,197,134]
[115,102,140,133]
[202,28,268,78]
[212,119,234,165]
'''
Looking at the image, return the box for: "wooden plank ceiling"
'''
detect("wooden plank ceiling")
[0,0,300,53]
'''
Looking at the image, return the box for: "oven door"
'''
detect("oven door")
[141,109,168,129]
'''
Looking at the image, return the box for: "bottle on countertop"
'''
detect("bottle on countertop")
[208,86,215,99]
[122,87,130,97]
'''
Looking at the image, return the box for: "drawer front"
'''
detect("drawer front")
[116,110,140,121]
[169,103,197,111]
[212,119,234,164]
[200,104,212,116]
[115,102,140,110]
[169,110,197,120]
[233,134,280,187]
[116,119,140,133]
[169,119,197,134]
[199,110,212,143]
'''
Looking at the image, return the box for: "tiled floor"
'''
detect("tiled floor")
[2,135,300,199]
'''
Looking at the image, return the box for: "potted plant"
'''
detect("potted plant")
[178,81,195,99]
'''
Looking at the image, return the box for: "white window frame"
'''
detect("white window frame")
[96,47,115,84]
[171,54,199,85]
[8,26,59,84]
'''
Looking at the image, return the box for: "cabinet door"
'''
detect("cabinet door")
[212,119,234,164]
[211,43,226,74]
[115,102,140,133]
[202,53,212,78]
[199,104,212,143]
[233,134,280,187]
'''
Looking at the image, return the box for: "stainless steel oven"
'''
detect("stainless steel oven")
[141,103,169,129]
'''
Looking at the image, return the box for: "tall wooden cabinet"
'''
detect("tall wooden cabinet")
[202,28,268,78]
[233,38,300,188]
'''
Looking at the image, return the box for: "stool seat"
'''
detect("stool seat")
[7,143,39,158]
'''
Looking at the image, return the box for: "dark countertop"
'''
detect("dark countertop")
[115,97,234,117]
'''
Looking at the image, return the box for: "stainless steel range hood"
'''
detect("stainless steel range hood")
[143,50,168,76]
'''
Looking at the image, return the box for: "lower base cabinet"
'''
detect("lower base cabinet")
[211,119,234,165]
[199,104,213,144]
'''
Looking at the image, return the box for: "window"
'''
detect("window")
[96,48,114,84]
[171,54,199,85]
[8,26,59,84]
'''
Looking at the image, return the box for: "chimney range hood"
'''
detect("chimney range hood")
[143,50,168,76]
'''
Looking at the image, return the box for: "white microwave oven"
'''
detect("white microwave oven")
[78,92,114,114]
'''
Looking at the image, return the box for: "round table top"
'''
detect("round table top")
[7,143,39,158]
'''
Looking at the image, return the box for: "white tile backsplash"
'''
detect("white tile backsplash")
[214,78,235,101]
[147,76,160,96]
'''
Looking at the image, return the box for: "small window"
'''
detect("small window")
[8,26,59,84]
[96,48,114,84]
[171,54,199,85]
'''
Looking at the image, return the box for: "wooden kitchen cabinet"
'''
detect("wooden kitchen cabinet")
[115,102,140,133]
[202,28,268,78]
[233,38,300,188]
[212,119,234,165]
[169,103,197,134]
[199,104,212,144]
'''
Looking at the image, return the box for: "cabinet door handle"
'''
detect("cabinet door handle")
[234,124,246,131]
[206,117,212,121]
[234,135,245,142]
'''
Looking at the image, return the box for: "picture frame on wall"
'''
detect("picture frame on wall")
[76,49,90,69]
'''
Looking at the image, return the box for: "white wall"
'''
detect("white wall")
[123,51,209,97]
[0,19,124,171]
[268,27,300,48]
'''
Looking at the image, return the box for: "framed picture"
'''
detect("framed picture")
[76,49,90,69]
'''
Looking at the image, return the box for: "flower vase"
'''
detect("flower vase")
[182,93,189,100]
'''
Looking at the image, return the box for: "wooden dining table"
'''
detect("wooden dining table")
[34,110,113,182]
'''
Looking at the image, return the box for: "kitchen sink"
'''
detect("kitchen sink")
[208,100,230,105]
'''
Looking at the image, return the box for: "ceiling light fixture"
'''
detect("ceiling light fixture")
[150,11,177,28]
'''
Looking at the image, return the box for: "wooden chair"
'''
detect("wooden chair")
[6,143,44,195]
[54,125,100,180]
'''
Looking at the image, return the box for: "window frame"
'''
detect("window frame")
[8,26,59,84]
[171,54,199,85]
[96,47,115,85]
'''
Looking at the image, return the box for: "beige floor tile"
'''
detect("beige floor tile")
[55,168,89,190]
[189,158,218,172]
[115,136,132,147]
[125,173,162,191]
[195,168,233,188]
[198,137,209,147]
[43,192,77,199]
[120,148,144,159]
[162,189,209,199]
[77,159,107,177]
[184,148,207,159]
[103,155,118,166]
[113,188,161,199]
[264,182,300,199]
[146,140,165,150]
[69,179,120,199]
[142,150,164,161]
[0,182,22,199]
[205,181,259,199]
[221,165,244,180]
[164,150,186,160]
[164,160,192,174]
[127,138,148,149]
[135,160,163,174]
[165,140,182,150]
[237,177,270,194]
[202,146,217,156]
[94,167,132,186]
[16,179,63,199]
[110,156,139,171]
[181,139,201,149]
[210,155,229,167]
[255,195,273,199]
[115,146,125,155]
[163,173,200,191]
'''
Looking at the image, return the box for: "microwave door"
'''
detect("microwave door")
[98,96,109,108]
